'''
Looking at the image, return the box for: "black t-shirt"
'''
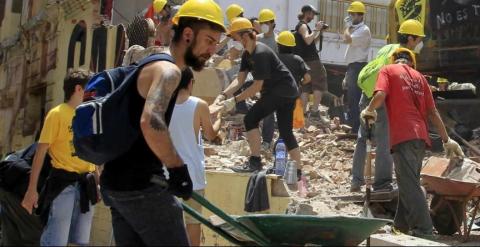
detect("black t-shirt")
[278,53,310,86]
[294,21,320,62]
[100,77,177,191]
[240,42,299,98]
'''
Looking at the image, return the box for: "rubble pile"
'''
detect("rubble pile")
[204,114,365,216]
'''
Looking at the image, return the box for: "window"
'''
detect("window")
[0,0,6,26]
[11,0,23,13]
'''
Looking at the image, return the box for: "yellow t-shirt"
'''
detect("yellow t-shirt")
[39,103,96,174]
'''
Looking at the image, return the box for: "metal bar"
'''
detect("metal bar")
[149,178,270,245]
[190,192,271,246]
[467,199,480,238]
[181,202,246,246]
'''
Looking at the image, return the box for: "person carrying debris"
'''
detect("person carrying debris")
[350,19,426,192]
[98,0,226,245]
[362,48,464,238]
[21,69,99,246]
[217,17,302,173]
[295,5,328,119]
[169,67,224,246]
[342,1,371,134]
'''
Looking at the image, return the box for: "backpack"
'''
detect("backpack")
[357,44,400,98]
[73,53,175,165]
[0,143,51,198]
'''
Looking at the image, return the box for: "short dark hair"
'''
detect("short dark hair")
[278,44,293,54]
[238,30,256,40]
[63,69,92,101]
[398,33,418,45]
[172,17,225,43]
[248,17,258,24]
[178,67,194,90]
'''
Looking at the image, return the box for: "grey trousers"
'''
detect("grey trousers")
[392,140,433,235]
[351,93,393,190]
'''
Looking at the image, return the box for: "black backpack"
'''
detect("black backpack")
[0,143,52,198]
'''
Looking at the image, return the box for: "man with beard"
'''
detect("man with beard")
[218,18,302,173]
[295,5,328,119]
[99,0,226,245]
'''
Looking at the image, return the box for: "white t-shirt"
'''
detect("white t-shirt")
[345,22,371,64]
[169,97,206,190]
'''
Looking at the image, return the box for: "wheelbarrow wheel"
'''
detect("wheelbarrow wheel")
[430,195,463,235]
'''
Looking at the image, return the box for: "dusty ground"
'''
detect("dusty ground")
[204,112,480,245]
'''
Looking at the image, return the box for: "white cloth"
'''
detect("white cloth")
[169,96,206,190]
[345,22,371,64]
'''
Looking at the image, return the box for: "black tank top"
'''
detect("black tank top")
[101,74,178,191]
[294,21,320,62]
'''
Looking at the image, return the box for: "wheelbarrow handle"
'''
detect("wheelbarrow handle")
[189,192,271,246]
[181,202,245,246]
[364,117,374,141]
[150,176,270,246]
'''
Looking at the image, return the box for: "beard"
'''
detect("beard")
[184,38,210,71]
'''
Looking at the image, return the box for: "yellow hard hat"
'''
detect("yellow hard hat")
[348,1,366,13]
[228,17,253,35]
[398,19,425,37]
[437,77,449,84]
[258,9,276,23]
[390,47,417,69]
[153,0,168,13]
[172,0,226,32]
[276,31,296,47]
[226,4,244,22]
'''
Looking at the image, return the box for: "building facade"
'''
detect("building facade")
[0,0,125,157]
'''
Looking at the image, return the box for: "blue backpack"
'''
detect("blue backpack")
[73,53,174,165]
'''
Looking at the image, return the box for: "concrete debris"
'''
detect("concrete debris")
[204,113,366,216]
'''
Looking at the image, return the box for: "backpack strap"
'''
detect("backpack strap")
[137,53,175,68]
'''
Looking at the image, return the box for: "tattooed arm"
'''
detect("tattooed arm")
[140,62,183,168]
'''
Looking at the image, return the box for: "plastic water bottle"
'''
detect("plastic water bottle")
[274,139,287,176]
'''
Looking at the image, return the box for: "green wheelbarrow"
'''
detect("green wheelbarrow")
[182,191,392,246]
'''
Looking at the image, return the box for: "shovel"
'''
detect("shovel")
[363,118,374,246]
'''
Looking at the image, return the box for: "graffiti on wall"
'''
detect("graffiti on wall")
[430,0,480,45]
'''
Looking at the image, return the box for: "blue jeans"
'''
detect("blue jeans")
[40,183,94,246]
[346,62,367,134]
[351,93,393,190]
[101,184,189,246]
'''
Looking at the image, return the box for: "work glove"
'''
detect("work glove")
[443,138,465,159]
[213,94,226,106]
[167,165,193,200]
[223,97,236,112]
[360,108,377,123]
